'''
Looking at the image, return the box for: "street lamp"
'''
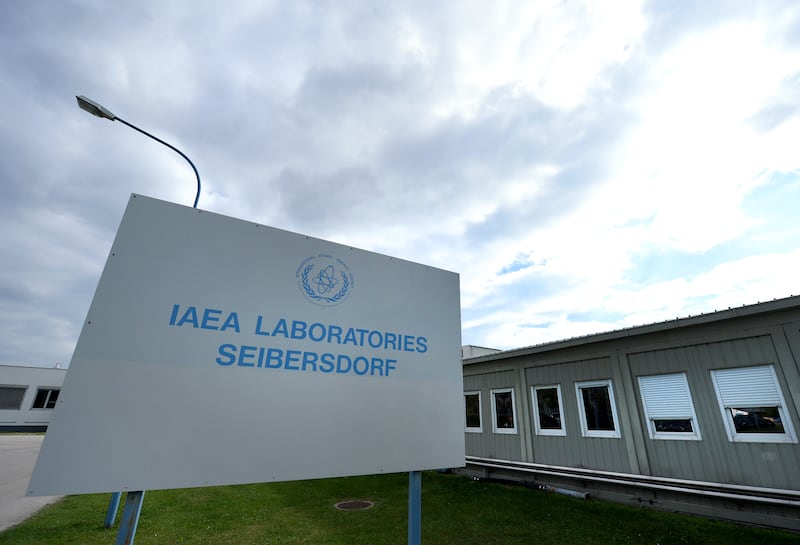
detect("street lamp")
[77,94,203,539]
[76,95,201,209]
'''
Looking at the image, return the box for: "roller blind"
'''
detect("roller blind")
[711,365,781,407]
[639,373,693,419]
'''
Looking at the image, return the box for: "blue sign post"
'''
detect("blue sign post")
[104,492,122,529]
[115,491,145,545]
[408,471,422,545]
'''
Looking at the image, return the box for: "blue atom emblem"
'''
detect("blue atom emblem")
[312,265,339,294]
[297,255,352,307]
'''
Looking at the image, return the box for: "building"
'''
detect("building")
[461,296,800,531]
[0,364,66,432]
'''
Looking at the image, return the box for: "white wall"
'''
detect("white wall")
[0,365,66,430]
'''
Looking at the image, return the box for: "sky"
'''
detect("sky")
[1,1,799,367]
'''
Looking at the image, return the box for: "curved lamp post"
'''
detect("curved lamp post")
[77,95,202,541]
[76,95,201,209]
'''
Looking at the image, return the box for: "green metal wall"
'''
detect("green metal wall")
[463,305,800,491]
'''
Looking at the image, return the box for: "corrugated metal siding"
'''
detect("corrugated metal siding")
[525,357,633,473]
[463,370,524,461]
[463,306,800,492]
[627,335,800,489]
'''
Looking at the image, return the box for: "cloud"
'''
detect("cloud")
[1,0,799,365]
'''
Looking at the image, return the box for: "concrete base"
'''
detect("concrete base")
[458,463,800,533]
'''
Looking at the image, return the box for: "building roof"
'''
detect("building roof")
[0,363,67,371]
[463,294,800,365]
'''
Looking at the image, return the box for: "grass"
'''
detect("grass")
[2,472,798,545]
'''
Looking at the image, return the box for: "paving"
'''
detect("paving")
[0,434,62,532]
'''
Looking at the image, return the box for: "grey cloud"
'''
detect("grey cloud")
[297,64,413,114]
[643,0,755,51]
[2,0,797,363]
[271,166,383,230]
[749,71,800,132]
[0,277,36,306]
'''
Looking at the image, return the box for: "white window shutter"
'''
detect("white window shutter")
[639,373,693,419]
[712,366,781,407]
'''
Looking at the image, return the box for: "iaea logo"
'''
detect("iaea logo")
[296,254,354,307]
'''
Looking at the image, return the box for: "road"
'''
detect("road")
[0,434,61,532]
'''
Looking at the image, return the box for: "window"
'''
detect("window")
[464,391,482,432]
[0,386,27,410]
[532,385,565,436]
[638,373,701,440]
[31,388,60,409]
[576,380,621,438]
[710,365,797,443]
[491,388,517,434]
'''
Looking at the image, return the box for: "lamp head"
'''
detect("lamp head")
[76,95,117,121]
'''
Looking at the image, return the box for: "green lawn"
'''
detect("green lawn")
[2,472,798,545]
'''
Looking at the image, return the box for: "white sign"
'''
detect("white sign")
[28,195,463,495]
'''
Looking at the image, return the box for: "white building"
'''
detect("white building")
[0,364,66,431]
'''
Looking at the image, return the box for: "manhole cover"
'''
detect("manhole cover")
[335,500,374,510]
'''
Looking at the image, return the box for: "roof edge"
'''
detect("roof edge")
[463,295,800,365]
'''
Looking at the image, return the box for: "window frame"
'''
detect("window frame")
[31,388,60,410]
[710,365,798,444]
[638,372,701,441]
[0,385,28,410]
[464,391,483,433]
[532,384,566,436]
[490,388,518,435]
[575,379,621,438]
